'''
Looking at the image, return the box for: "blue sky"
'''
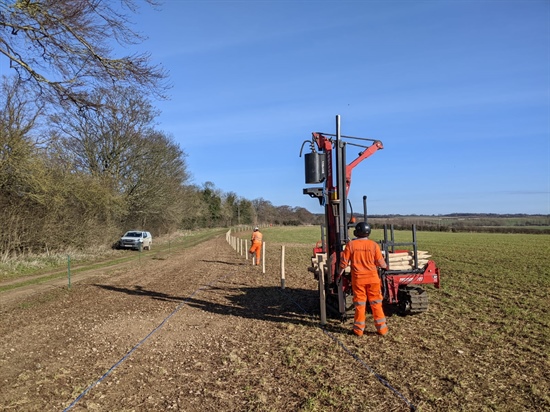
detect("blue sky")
[25,1,550,215]
[129,0,549,215]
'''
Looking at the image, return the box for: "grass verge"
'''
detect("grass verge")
[0,228,226,292]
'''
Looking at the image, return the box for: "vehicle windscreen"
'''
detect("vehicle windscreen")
[124,232,142,237]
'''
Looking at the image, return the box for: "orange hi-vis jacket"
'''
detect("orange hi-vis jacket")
[251,231,263,244]
[340,238,385,283]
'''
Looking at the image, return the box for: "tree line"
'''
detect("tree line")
[2,1,546,259]
[0,1,320,258]
[0,76,320,257]
[366,215,550,234]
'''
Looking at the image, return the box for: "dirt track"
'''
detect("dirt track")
[1,235,383,412]
[1,234,548,411]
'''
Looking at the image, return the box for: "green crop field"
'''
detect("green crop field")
[263,225,550,325]
[236,226,550,410]
[237,227,550,334]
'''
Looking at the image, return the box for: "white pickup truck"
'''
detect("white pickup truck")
[118,230,153,251]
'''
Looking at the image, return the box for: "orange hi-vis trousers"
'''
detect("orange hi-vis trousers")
[352,279,388,336]
[249,242,261,265]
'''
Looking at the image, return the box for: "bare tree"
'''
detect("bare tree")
[0,76,50,254]
[0,76,45,199]
[50,85,158,191]
[252,198,274,224]
[0,0,167,108]
[122,129,189,232]
[50,86,189,234]
[293,206,319,225]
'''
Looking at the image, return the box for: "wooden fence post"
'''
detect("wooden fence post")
[281,245,285,289]
[318,254,327,326]
[262,242,266,273]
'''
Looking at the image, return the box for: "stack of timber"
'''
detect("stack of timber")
[387,250,431,271]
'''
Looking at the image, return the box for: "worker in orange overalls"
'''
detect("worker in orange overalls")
[339,222,389,337]
[249,226,263,265]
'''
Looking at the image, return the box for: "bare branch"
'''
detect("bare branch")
[0,0,168,109]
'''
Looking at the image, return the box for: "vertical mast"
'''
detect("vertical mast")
[335,115,348,249]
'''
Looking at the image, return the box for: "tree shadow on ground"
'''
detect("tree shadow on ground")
[93,284,183,302]
[93,281,323,328]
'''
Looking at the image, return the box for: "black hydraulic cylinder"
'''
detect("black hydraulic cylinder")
[304,152,325,184]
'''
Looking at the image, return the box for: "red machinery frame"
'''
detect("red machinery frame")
[303,115,440,318]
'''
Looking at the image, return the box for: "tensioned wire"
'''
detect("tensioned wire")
[228,230,416,410]
[62,272,233,411]
[276,282,417,412]
[63,251,415,412]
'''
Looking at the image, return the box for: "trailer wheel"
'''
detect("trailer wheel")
[397,286,429,315]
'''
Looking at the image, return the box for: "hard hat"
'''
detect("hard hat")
[353,222,371,238]
[254,226,259,231]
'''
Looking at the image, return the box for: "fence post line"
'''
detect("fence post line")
[262,242,266,273]
[245,240,248,261]
[280,245,285,289]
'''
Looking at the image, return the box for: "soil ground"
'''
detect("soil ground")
[0,234,548,411]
